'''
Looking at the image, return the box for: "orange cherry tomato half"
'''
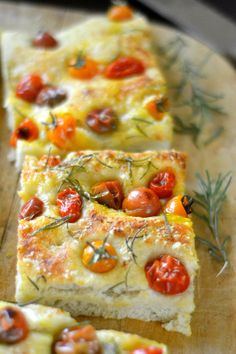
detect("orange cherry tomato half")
[131,347,163,354]
[149,169,176,199]
[145,255,190,295]
[36,85,67,107]
[86,108,117,134]
[0,307,29,344]
[146,96,170,121]
[82,240,117,273]
[16,74,44,102]
[54,325,101,354]
[68,56,98,80]
[122,187,161,217]
[19,196,44,220]
[108,5,133,21]
[91,180,124,210]
[164,195,193,218]
[57,188,82,223]
[104,57,145,79]
[32,31,58,48]
[38,155,61,167]
[47,115,76,149]
[10,119,39,148]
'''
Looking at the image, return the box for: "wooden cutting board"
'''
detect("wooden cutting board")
[0,1,235,353]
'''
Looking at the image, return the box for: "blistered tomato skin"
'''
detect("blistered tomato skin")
[36,85,67,107]
[122,187,161,217]
[108,5,133,21]
[16,74,44,103]
[91,180,124,209]
[86,108,117,134]
[0,307,29,344]
[32,31,58,48]
[69,57,98,80]
[10,119,39,148]
[47,115,76,149]
[149,169,176,199]
[19,196,44,220]
[54,325,101,354]
[82,240,118,273]
[104,57,145,79]
[131,348,163,354]
[57,188,83,223]
[164,195,193,218]
[145,255,190,295]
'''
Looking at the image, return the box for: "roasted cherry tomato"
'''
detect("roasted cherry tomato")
[19,196,44,220]
[47,115,76,149]
[57,188,82,223]
[69,56,98,80]
[122,187,161,217]
[38,155,61,167]
[32,31,58,48]
[149,169,176,199]
[54,325,101,354]
[108,4,133,21]
[131,347,163,354]
[0,307,29,344]
[36,85,67,107]
[16,74,44,102]
[145,255,190,295]
[10,119,39,148]
[104,57,145,79]
[91,180,124,210]
[82,240,117,273]
[164,195,193,218]
[86,108,117,134]
[146,96,170,121]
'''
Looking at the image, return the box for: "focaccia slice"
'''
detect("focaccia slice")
[2,5,172,168]
[16,150,199,336]
[0,301,168,353]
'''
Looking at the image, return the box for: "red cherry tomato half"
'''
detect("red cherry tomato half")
[35,85,67,107]
[19,196,44,220]
[57,188,83,223]
[16,74,44,103]
[32,31,58,48]
[10,119,39,148]
[91,180,124,210]
[149,169,176,199]
[0,307,29,344]
[86,108,117,134]
[145,255,190,295]
[54,325,101,354]
[104,57,145,79]
[131,347,163,354]
[122,187,161,217]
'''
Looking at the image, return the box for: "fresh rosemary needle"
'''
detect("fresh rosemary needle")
[193,171,232,276]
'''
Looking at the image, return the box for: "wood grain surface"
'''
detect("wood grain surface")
[0,1,235,353]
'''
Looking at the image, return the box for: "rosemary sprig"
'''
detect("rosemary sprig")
[30,215,72,236]
[125,228,146,264]
[193,171,232,276]
[157,36,226,146]
[42,112,58,129]
[70,52,85,69]
[65,177,109,202]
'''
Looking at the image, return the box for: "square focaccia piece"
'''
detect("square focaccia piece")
[2,4,172,168]
[0,301,168,354]
[16,150,198,336]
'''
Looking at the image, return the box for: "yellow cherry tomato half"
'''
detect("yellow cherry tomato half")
[82,240,118,273]
[164,195,193,218]
[108,5,133,21]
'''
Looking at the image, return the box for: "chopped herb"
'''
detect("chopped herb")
[87,235,117,265]
[193,171,232,276]
[42,112,58,129]
[30,215,72,236]
[27,276,40,291]
[70,53,86,69]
